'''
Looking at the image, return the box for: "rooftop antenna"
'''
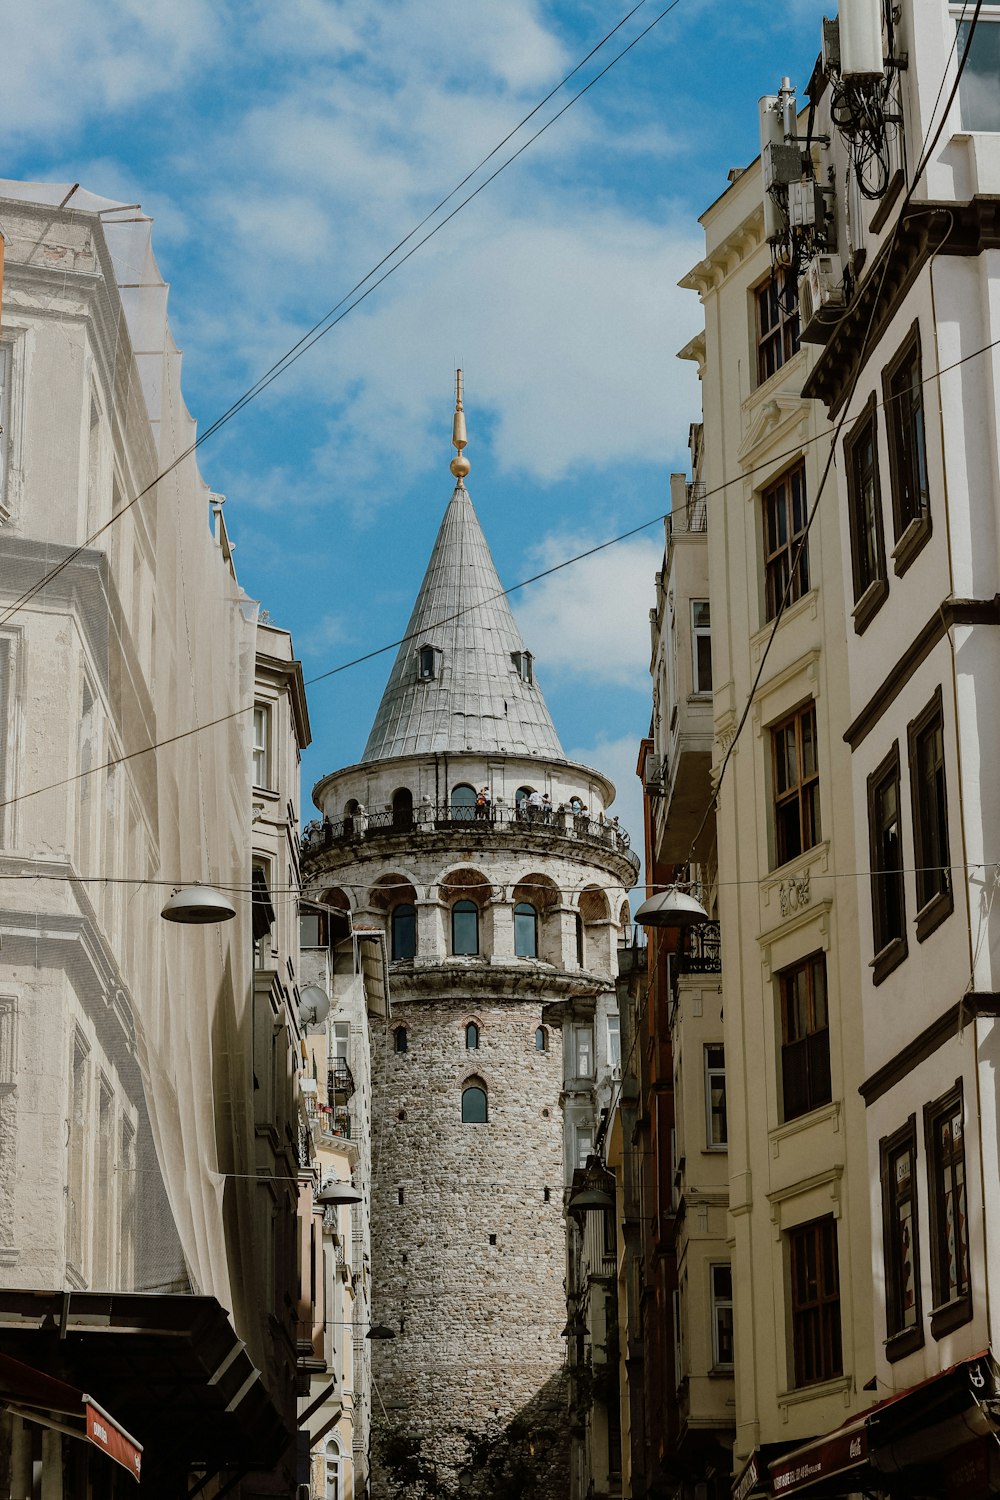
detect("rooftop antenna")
[450,368,471,484]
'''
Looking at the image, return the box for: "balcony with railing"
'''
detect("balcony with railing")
[301,803,639,875]
[669,921,722,1007]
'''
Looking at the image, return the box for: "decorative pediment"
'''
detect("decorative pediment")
[738,387,811,470]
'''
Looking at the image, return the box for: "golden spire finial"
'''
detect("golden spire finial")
[450,368,471,483]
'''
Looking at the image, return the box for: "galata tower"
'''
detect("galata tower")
[304,375,637,1497]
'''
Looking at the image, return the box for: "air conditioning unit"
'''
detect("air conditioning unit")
[644,754,662,794]
[798,255,845,344]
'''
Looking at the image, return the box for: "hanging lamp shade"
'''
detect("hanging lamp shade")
[160,883,236,924]
[633,887,709,929]
[316,1179,363,1206]
[567,1155,617,1215]
[366,1324,397,1340]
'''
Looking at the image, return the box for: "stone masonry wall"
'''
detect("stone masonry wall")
[370,985,568,1497]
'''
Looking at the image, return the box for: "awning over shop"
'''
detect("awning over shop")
[0,1291,292,1492]
[765,1351,1000,1499]
[0,1351,142,1480]
[732,1444,788,1499]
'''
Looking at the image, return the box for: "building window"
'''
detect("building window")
[393,1026,408,1054]
[868,743,907,981]
[465,1021,479,1050]
[883,324,930,571]
[705,1043,728,1147]
[956,10,1000,132]
[881,1118,922,1357]
[763,462,809,622]
[391,903,416,960]
[575,912,584,967]
[535,1026,548,1052]
[711,1264,735,1368]
[452,900,479,956]
[251,861,276,968]
[788,1217,842,1387]
[845,395,887,628]
[462,1082,488,1124]
[691,601,713,693]
[574,1024,594,1079]
[575,1124,594,1170]
[924,1083,971,1333]
[252,702,271,789]
[418,644,438,681]
[391,787,413,830]
[450,783,477,821]
[908,688,953,938]
[607,1014,621,1070]
[300,910,327,949]
[772,701,820,867]
[778,953,831,1122]
[755,271,800,385]
[325,1437,342,1500]
[511,649,533,684]
[514,902,538,958]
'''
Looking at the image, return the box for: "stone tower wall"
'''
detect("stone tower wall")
[370,989,567,1489]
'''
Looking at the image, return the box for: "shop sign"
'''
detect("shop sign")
[85,1399,142,1482]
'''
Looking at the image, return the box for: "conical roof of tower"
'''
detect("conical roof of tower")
[363,480,566,762]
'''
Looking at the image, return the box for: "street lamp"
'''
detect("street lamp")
[633,886,709,928]
[160,883,237,923]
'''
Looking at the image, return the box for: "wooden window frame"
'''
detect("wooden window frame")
[778,953,831,1122]
[755,271,801,386]
[924,1080,972,1337]
[880,1115,924,1360]
[710,1263,735,1369]
[771,701,821,869]
[691,600,713,694]
[882,322,931,575]
[762,462,810,623]
[704,1043,728,1148]
[867,742,908,984]
[845,392,888,632]
[451,899,480,956]
[788,1217,843,1388]
[907,686,953,942]
[390,902,417,960]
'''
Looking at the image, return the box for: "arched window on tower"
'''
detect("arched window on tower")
[514,902,538,958]
[391,904,416,960]
[462,1081,488,1124]
[535,1026,548,1052]
[450,784,477,821]
[452,900,479,956]
[394,1025,408,1054]
[418,644,438,681]
[325,1438,342,1500]
[466,1021,480,1050]
[392,788,413,831]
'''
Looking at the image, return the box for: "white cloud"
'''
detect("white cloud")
[514,529,663,691]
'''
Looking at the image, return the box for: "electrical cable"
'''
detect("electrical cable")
[0,0,678,637]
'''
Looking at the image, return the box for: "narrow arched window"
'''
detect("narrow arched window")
[466,1021,479,1050]
[462,1083,488,1123]
[450,783,477,821]
[452,900,479,956]
[514,902,538,958]
[392,787,413,831]
[325,1437,342,1500]
[394,1026,408,1054]
[391,903,416,960]
[575,912,584,967]
[418,644,437,681]
[535,1026,548,1052]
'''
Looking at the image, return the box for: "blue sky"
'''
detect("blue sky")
[4,0,829,847]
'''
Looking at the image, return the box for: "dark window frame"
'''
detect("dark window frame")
[451,899,480,956]
[393,1025,408,1054]
[762,461,810,624]
[461,1081,489,1124]
[788,1216,843,1388]
[771,701,821,869]
[465,1020,479,1050]
[882,322,931,575]
[868,743,908,984]
[924,1079,972,1337]
[844,392,888,632]
[908,686,953,941]
[514,901,538,958]
[390,902,417,961]
[778,952,832,1123]
[880,1115,924,1360]
[755,271,801,386]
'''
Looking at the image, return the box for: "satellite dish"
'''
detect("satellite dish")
[299,985,331,1027]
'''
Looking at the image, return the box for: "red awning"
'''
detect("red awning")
[0,1352,142,1481]
[769,1415,868,1496]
